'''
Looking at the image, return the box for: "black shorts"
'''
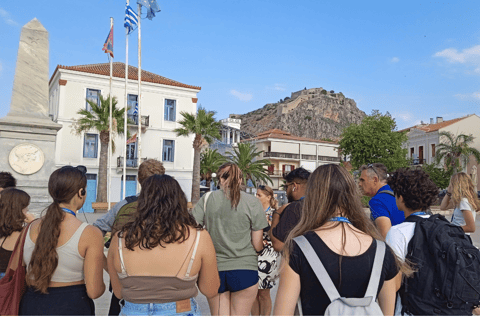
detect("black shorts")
[218,269,258,293]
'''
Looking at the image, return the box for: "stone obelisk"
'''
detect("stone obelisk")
[0,18,62,214]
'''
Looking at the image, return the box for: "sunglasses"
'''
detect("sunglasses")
[61,165,87,176]
[283,182,294,191]
[367,164,379,177]
[258,185,266,190]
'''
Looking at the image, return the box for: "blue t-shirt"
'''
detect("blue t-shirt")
[369,185,405,226]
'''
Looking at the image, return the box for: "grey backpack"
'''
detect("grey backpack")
[293,236,386,316]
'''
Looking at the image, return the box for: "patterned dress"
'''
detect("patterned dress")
[257,207,280,289]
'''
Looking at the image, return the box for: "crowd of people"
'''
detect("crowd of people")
[0,159,479,316]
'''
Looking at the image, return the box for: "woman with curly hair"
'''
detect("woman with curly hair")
[440,172,479,234]
[107,174,220,316]
[274,164,404,316]
[251,185,280,316]
[19,166,105,315]
[0,188,30,279]
[193,163,267,316]
[385,167,441,315]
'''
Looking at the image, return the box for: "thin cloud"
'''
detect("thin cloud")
[390,57,400,63]
[274,83,286,91]
[0,8,18,26]
[454,92,480,101]
[230,89,253,102]
[434,45,480,74]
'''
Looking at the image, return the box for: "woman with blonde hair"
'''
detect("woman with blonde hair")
[274,164,400,316]
[440,172,480,234]
[251,185,280,316]
[193,162,268,316]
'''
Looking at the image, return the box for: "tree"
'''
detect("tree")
[339,110,409,171]
[422,163,451,189]
[435,131,480,175]
[174,107,221,205]
[226,142,273,187]
[72,94,127,203]
[200,148,225,187]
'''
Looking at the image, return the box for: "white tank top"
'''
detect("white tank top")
[23,222,88,282]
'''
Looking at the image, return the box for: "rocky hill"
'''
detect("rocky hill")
[236,87,366,141]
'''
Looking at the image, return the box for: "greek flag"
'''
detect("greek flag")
[137,0,161,20]
[124,5,138,34]
[133,102,138,115]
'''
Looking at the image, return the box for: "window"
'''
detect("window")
[163,140,175,162]
[410,147,414,158]
[86,89,101,111]
[83,134,98,158]
[164,99,176,121]
[431,144,436,158]
[127,94,138,115]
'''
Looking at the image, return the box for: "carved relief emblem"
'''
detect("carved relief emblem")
[9,143,45,175]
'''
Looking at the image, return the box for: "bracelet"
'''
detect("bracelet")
[273,211,282,216]
[446,192,452,197]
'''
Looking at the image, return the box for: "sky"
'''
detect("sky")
[0,0,479,131]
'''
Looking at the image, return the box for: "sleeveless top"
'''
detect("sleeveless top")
[117,230,201,304]
[23,222,88,282]
[0,237,13,273]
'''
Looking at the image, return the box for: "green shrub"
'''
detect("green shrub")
[321,89,327,94]
[361,195,371,208]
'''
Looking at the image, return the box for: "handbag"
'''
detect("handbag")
[0,222,33,316]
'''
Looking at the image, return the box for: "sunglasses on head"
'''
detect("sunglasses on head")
[367,164,379,177]
[61,165,87,176]
[258,185,266,190]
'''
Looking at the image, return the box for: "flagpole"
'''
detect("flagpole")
[123,0,129,200]
[137,3,142,192]
[108,17,113,211]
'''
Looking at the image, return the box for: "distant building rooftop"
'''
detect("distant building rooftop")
[244,128,338,144]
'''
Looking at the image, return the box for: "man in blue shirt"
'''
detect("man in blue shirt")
[358,163,405,238]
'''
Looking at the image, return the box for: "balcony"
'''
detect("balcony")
[263,152,300,159]
[267,170,284,177]
[302,154,317,160]
[318,156,341,162]
[117,156,147,168]
[127,114,150,127]
[410,158,426,165]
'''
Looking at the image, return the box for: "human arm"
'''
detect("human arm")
[93,200,126,236]
[251,229,264,252]
[375,217,392,239]
[440,184,454,210]
[273,261,301,315]
[377,276,397,316]
[196,230,220,298]
[271,203,301,252]
[269,204,289,251]
[83,225,106,299]
[191,194,206,226]
[460,199,476,233]
[107,233,123,300]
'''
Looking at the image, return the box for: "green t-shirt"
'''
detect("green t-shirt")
[192,190,269,272]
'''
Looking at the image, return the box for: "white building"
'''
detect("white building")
[244,129,340,190]
[48,62,200,211]
[401,114,480,187]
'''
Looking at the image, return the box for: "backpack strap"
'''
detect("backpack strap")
[203,192,211,230]
[364,240,386,299]
[378,190,395,197]
[293,235,341,302]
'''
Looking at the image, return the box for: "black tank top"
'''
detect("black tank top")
[0,237,13,273]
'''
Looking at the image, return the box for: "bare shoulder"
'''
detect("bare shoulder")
[82,225,104,243]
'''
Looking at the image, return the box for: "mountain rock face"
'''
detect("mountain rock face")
[236,88,366,141]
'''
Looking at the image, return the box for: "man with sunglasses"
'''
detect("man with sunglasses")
[358,163,404,238]
[269,168,310,252]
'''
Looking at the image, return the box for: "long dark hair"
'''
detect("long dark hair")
[121,174,201,250]
[26,166,86,293]
[0,188,30,238]
[217,162,243,209]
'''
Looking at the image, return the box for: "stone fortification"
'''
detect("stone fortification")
[238,87,366,141]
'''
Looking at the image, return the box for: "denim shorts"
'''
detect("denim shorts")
[218,269,258,293]
[120,298,200,316]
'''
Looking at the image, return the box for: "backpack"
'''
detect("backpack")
[111,195,138,235]
[400,214,480,315]
[293,235,386,316]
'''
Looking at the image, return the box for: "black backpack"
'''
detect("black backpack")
[400,214,480,315]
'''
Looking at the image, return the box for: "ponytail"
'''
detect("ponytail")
[26,202,64,293]
[218,163,243,209]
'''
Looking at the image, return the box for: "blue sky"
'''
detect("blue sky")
[0,1,479,130]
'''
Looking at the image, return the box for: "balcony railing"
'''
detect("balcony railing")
[301,154,317,160]
[267,170,284,176]
[410,158,426,165]
[263,152,300,159]
[127,114,150,127]
[318,156,341,162]
[117,156,147,168]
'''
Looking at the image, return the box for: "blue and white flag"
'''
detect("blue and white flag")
[133,102,138,115]
[137,0,161,20]
[124,4,138,34]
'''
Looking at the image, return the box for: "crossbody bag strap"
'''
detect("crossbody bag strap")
[293,235,341,302]
[7,220,35,271]
[203,192,211,230]
[364,240,386,299]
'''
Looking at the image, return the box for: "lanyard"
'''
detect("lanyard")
[330,217,351,224]
[410,212,427,216]
[300,197,305,200]
[62,208,76,217]
[265,206,271,213]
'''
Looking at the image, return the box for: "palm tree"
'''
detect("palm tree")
[226,142,273,187]
[174,107,221,204]
[200,148,226,187]
[435,131,480,174]
[72,94,127,203]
